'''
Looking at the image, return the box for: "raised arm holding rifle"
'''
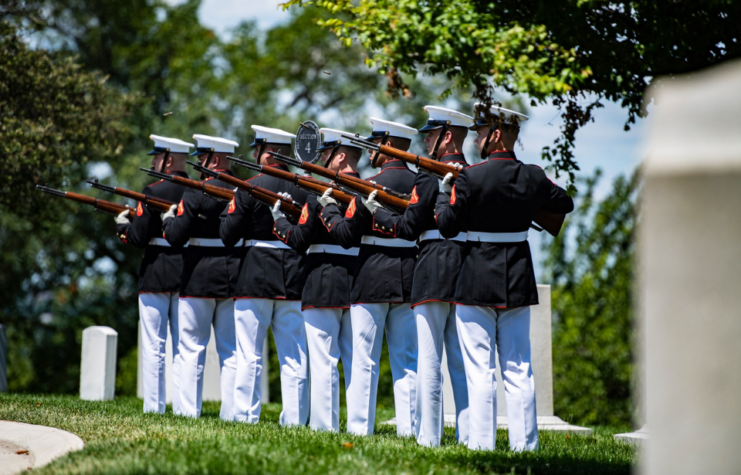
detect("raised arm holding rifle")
[220,125,310,428]
[267,150,410,213]
[225,153,356,208]
[342,130,566,236]
[186,160,302,219]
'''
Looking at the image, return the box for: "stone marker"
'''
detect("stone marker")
[80,326,117,401]
[615,424,648,445]
[439,285,590,433]
[137,323,270,404]
[0,324,7,392]
[640,59,741,474]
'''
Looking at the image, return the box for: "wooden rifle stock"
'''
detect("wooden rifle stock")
[186,162,303,219]
[36,185,134,218]
[228,156,356,206]
[268,153,410,212]
[343,134,566,236]
[87,179,174,213]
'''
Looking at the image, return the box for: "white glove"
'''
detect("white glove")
[441,173,454,193]
[363,190,382,215]
[317,188,339,207]
[115,210,130,225]
[271,200,285,220]
[162,204,177,222]
[279,192,293,202]
[452,163,464,170]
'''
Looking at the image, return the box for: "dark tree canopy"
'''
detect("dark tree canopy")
[286,0,741,188]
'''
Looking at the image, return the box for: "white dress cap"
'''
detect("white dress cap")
[250,125,296,147]
[319,128,363,150]
[471,102,529,129]
[148,134,194,155]
[191,134,239,154]
[368,117,418,141]
[420,106,474,132]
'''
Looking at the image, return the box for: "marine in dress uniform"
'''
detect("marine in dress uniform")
[369,106,472,447]
[161,134,241,420]
[115,134,192,414]
[219,126,310,426]
[319,118,418,436]
[435,104,574,451]
[271,128,362,432]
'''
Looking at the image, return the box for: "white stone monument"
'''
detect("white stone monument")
[80,326,118,401]
[137,323,269,404]
[441,285,590,433]
[639,59,741,474]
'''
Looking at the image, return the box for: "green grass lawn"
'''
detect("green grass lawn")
[0,394,636,475]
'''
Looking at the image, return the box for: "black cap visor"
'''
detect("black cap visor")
[148,147,170,156]
[419,119,450,133]
[190,147,215,156]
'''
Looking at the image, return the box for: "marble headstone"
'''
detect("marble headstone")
[80,326,118,400]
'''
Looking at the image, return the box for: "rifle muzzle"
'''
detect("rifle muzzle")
[140,167,171,180]
[36,185,66,197]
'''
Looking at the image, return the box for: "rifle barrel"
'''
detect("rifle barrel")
[36,185,67,198]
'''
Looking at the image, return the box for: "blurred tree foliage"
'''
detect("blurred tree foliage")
[1,0,454,404]
[286,0,741,190]
[542,170,639,428]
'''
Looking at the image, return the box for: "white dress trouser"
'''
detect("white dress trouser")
[177,297,237,421]
[233,298,309,426]
[346,302,417,436]
[138,292,181,414]
[455,305,538,451]
[303,307,353,432]
[414,301,469,447]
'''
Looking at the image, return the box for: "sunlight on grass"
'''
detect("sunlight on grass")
[0,394,636,475]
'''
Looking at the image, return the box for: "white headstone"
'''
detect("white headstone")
[137,324,269,404]
[640,59,741,474]
[80,326,117,401]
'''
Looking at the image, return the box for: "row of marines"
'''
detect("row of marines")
[115,103,574,451]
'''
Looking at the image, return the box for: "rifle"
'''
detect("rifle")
[186,161,302,219]
[140,168,235,202]
[226,155,356,206]
[342,133,566,237]
[36,185,134,218]
[86,179,175,213]
[268,152,410,213]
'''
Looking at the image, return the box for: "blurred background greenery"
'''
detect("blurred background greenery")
[2,0,637,428]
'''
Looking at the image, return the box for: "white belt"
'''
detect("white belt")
[307,244,360,256]
[148,237,172,247]
[418,230,466,242]
[187,237,232,247]
[466,231,529,243]
[361,235,417,248]
[244,239,291,250]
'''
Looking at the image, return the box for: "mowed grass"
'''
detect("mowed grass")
[0,394,636,475]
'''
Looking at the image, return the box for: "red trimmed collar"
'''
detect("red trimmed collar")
[488,150,516,161]
[380,159,408,170]
[440,153,467,165]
